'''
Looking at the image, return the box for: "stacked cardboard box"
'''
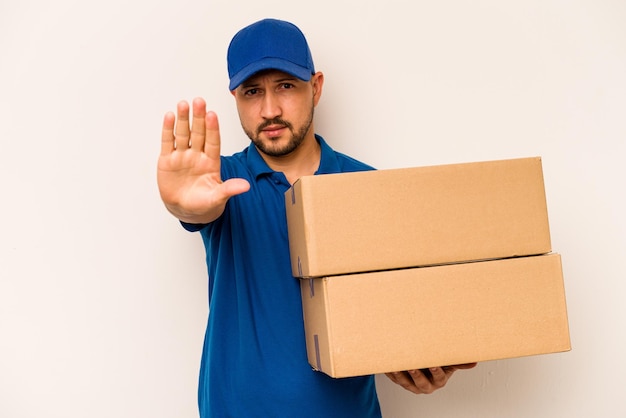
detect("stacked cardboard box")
[285,157,571,378]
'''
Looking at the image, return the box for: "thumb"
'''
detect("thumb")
[450,363,478,370]
[220,178,251,199]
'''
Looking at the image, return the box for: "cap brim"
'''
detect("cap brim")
[229,57,313,90]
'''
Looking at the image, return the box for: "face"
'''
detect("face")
[232,70,323,157]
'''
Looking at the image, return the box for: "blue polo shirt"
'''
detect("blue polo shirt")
[183,135,381,418]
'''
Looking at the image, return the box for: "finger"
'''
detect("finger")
[175,100,191,149]
[190,97,207,151]
[384,372,398,384]
[204,111,222,162]
[160,111,176,155]
[387,371,428,395]
[408,369,437,394]
[386,372,411,390]
[428,367,450,388]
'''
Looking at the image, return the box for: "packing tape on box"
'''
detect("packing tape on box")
[298,256,303,278]
[314,334,322,372]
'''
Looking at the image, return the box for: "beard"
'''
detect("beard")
[243,105,314,157]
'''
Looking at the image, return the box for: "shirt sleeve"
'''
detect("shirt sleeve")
[180,221,208,232]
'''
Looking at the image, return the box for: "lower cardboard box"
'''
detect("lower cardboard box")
[300,253,571,378]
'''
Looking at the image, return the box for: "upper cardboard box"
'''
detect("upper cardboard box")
[286,157,551,278]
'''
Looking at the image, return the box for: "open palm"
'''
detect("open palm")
[157,98,250,224]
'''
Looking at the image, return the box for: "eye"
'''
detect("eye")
[279,83,295,90]
[244,88,260,96]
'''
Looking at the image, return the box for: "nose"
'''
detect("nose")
[260,91,282,120]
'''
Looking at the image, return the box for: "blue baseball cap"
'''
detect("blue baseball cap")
[227,18,316,90]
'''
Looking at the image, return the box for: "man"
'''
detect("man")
[157,18,476,417]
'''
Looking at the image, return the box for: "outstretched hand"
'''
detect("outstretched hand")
[385,363,477,395]
[157,98,250,224]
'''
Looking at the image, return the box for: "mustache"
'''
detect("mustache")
[257,118,293,135]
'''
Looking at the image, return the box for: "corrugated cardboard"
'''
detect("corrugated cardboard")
[300,253,570,378]
[286,157,552,278]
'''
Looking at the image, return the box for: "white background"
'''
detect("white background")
[1,1,625,417]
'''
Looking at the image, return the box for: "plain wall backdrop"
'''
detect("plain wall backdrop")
[1,0,625,417]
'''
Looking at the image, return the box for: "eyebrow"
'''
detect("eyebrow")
[240,75,299,89]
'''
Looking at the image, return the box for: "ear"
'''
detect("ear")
[311,72,324,106]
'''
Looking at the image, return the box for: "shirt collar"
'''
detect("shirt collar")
[315,134,342,175]
[246,134,342,179]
